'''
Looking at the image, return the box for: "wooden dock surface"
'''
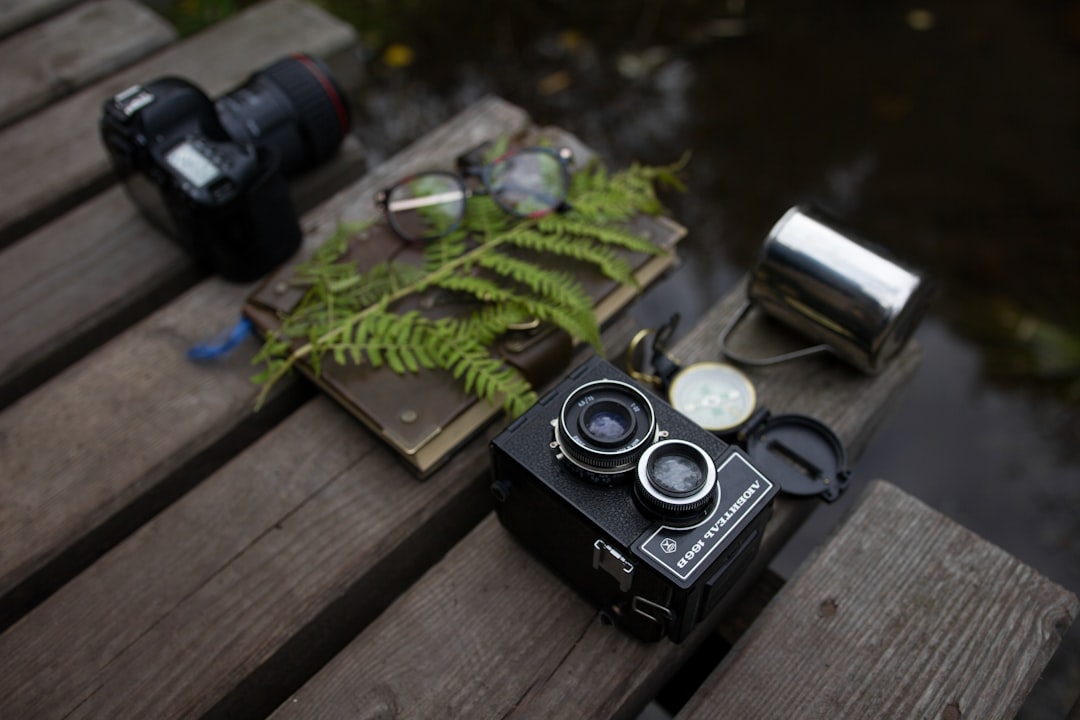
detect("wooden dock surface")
[0,2,1075,718]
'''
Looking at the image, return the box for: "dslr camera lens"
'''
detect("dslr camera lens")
[554,379,657,483]
[215,54,351,177]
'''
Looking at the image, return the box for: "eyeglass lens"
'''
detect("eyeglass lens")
[383,149,570,242]
[486,149,568,218]
[385,171,467,241]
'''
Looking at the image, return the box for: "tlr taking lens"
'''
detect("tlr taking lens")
[649,452,705,497]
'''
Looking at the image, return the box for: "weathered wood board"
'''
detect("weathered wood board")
[0,1,1069,715]
[0,134,366,409]
[0,0,177,128]
[260,287,922,720]
[0,91,638,716]
[0,96,528,632]
[677,480,1080,720]
[0,0,80,38]
[0,0,358,247]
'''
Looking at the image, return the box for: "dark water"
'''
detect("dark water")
[172,0,1080,714]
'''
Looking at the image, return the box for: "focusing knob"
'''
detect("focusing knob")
[633,440,718,525]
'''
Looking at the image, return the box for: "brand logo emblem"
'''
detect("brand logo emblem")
[660,538,677,554]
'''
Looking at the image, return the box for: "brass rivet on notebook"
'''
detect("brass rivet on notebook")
[400,409,418,424]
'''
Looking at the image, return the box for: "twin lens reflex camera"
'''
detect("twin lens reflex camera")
[99,54,351,281]
[490,357,779,643]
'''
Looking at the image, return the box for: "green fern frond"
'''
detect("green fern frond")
[536,216,666,257]
[501,228,638,286]
[422,230,469,272]
[465,195,512,240]
[470,252,594,315]
[251,145,687,417]
[428,320,536,413]
[567,154,689,224]
[434,273,600,349]
[443,302,534,345]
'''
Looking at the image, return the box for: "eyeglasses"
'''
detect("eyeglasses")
[375,146,574,242]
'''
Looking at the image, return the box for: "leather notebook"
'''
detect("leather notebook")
[244,139,686,478]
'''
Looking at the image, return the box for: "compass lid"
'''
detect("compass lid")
[742,412,850,502]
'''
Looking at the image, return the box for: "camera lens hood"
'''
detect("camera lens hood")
[256,54,351,165]
[215,53,351,179]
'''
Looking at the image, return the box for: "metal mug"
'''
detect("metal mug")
[720,205,931,374]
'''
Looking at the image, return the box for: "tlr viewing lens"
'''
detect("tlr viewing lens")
[555,379,657,483]
[581,400,635,447]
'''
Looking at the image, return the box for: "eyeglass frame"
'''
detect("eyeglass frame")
[374,145,575,242]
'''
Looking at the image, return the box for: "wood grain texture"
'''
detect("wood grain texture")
[0,135,366,409]
[0,96,526,608]
[264,281,923,720]
[0,0,79,38]
[0,0,176,128]
[0,98,531,718]
[0,0,358,246]
[677,480,1080,720]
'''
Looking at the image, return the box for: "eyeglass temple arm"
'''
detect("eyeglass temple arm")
[383,190,469,212]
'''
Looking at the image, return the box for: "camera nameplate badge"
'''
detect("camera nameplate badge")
[636,450,775,586]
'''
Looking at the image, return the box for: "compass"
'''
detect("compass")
[667,361,756,435]
[627,315,758,438]
[626,314,851,503]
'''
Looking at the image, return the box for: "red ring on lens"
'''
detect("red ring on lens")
[291,53,349,135]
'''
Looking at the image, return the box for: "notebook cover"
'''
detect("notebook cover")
[244,133,686,477]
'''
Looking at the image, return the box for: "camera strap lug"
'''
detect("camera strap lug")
[592,539,634,592]
[631,596,674,628]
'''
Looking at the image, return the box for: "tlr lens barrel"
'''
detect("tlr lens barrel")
[555,379,658,483]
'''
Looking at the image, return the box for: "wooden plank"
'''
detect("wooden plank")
[714,567,784,646]
[0,0,177,128]
[262,284,922,719]
[0,134,366,410]
[0,328,646,720]
[0,0,79,38]
[0,96,529,627]
[0,0,358,247]
[0,98,675,720]
[678,480,1080,720]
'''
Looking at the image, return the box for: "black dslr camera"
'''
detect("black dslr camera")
[100,54,351,281]
[491,357,779,643]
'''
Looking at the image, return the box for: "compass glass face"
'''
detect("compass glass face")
[668,362,756,432]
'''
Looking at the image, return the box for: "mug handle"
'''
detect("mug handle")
[718,300,833,367]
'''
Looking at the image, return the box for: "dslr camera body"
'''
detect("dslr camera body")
[100,54,351,281]
[491,356,779,643]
